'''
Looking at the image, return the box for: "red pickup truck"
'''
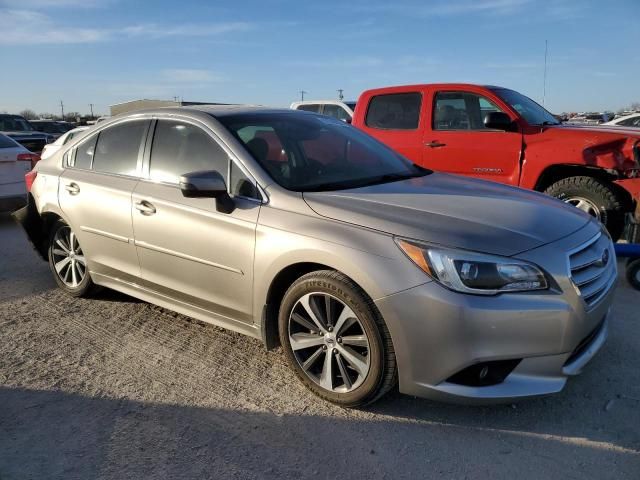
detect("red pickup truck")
[352,83,640,240]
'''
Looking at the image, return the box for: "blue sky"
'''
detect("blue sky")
[0,0,638,116]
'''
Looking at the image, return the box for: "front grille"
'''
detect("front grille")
[568,232,616,308]
[17,138,47,153]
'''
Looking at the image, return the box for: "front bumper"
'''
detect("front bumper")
[375,221,616,404]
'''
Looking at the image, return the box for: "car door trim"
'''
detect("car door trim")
[80,226,131,243]
[134,240,243,275]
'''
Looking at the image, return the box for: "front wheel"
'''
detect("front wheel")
[48,220,96,297]
[544,176,627,241]
[279,270,397,407]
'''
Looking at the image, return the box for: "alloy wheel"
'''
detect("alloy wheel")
[564,196,601,220]
[288,292,371,393]
[51,226,87,288]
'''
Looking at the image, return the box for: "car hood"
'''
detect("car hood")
[303,173,591,256]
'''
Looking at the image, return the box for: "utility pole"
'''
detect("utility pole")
[337,89,344,101]
[299,90,307,101]
[89,103,94,118]
[60,100,65,120]
[542,39,548,106]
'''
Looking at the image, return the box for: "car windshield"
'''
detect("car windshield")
[0,116,35,132]
[491,88,559,125]
[0,134,17,148]
[218,112,429,192]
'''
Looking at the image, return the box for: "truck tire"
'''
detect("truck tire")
[544,176,626,241]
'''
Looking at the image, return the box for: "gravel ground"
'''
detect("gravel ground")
[1,213,639,479]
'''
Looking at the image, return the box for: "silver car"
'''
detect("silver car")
[15,106,616,406]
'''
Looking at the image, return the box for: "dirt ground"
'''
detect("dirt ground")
[0,213,638,479]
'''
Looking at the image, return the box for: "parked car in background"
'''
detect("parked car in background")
[15,107,614,406]
[0,114,55,153]
[566,113,612,125]
[30,120,74,139]
[604,113,640,128]
[0,133,39,212]
[291,100,357,122]
[351,84,640,241]
[41,126,90,160]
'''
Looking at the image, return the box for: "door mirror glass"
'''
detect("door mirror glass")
[484,111,513,130]
[179,170,227,198]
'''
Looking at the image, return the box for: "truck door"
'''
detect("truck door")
[356,91,425,164]
[423,90,522,185]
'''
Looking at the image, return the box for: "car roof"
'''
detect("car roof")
[115,105,302,119]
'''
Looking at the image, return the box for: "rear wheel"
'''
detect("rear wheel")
[48,220,96,297]
[279,270,396,407]
[544,176,626,241]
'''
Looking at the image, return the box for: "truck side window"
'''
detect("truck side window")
[433,92,503,131]
[297,104,321,113]
[323,104,351,122]
[365,93,421,130]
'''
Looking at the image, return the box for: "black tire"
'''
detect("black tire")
[626,259,640,290]
[544,176,626,241]
[278,270,397,407]
[48,219,96,297]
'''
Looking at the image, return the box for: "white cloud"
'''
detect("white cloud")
[0,9,253,45]
[0,0,107,7]
[161,69,223,83]
[287,56,383,68]
[348,0,532,17]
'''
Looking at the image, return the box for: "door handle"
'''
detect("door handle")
[425,141,447,148]
[65,183,80,195]
[135,200,156,216]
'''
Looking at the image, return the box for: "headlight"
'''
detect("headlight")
[395,238,548,295]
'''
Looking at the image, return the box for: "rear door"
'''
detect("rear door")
[0,138,30,202]
[132,118,260,324]
[356,91,425,164]
[424,89,522,184]
[59,119,149,282]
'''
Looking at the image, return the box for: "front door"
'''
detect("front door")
[132,119,260,324]
[424,90,522,185]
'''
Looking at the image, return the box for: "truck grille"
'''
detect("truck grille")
[568,232,616,308]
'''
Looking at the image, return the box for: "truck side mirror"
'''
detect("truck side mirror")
[484,112,513,131]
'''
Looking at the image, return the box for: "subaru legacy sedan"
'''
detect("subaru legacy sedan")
[15,106,615,406]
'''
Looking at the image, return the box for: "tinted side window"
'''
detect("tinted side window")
[92,120,147,176]
[433,92,504,131]
[365,93,421,130]
[323,104,351,121]
[72,135,97,169]
[149,120,228,184]
[296,104,321,113]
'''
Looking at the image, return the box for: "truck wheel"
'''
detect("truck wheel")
[544,176,626,241]
[279,270,397,407]
[626,259,640,290]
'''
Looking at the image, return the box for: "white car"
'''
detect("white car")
[0,133,39,211]
[603,113,640,128]
[290,100,357,122]
[41,126,89,160]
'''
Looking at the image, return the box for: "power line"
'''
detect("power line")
[60,100,64,120]
[299,90,307,101]
[337,89,344,101]
[89,103,94,118]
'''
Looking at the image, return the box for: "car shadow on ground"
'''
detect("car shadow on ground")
[0,386,638,480]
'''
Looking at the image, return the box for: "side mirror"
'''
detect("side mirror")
[484,112,513,131]
[179,170,235,213]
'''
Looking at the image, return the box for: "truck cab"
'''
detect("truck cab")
[352,84,640,240]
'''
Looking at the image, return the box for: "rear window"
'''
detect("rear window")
[0,135,17,148]
[92,120,148,176]
[365,93,421,130]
